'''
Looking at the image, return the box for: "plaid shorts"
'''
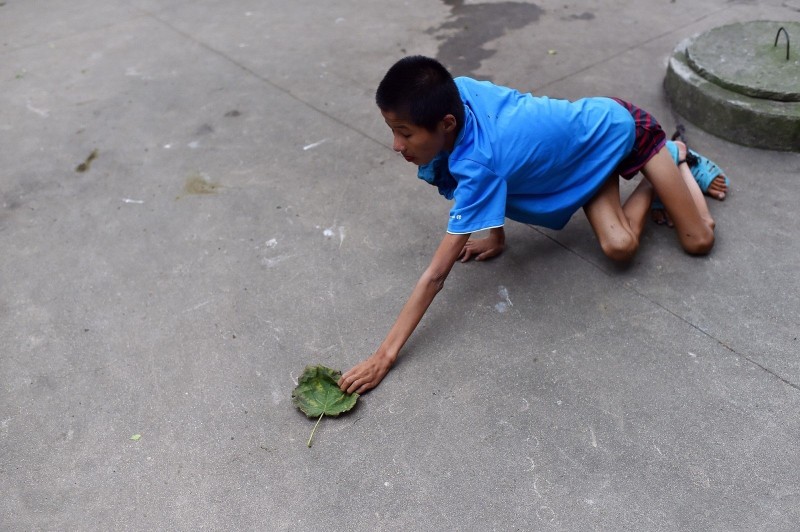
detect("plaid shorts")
[611,98,667,179]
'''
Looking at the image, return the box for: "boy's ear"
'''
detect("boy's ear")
[440,114,457,132]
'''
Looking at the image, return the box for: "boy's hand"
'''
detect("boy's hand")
[338,352,395,394]
[459,227,505,262]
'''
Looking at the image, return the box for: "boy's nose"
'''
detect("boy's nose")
[392,137,404,153]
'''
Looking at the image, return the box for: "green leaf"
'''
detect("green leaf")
[130,434,141,441]
[291,365,359,447]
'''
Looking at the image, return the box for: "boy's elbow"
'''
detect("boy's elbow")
[421,267,448,293]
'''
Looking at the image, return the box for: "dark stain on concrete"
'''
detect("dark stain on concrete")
[180,174,219,198]
[224,110,242,117]
[565,12,595,21]
[195,123,214,135]
[430,0,544,77]
[3,196,21,210]
[75,149,98,173]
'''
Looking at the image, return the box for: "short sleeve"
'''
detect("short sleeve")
[447,159,507,234]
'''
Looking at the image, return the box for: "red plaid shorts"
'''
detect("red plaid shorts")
[611,98,667,179]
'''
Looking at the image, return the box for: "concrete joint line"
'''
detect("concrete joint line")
[141,9,388,152]
[533,225,800,393]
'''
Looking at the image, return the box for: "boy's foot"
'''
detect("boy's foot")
[669,140,729,200]
[651,198,673,226]
[669,128,729,200]
[704,173,728,200]
[652,140,728,226]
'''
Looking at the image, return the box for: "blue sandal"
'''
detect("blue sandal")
[665,140,730,198]
[686,148,729,197]
[652,140,729,219]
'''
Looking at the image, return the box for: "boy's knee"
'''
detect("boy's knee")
[601,231,639,262]
[683,229,715,256]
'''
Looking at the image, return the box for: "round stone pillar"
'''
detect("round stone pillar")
[665,21,800,151]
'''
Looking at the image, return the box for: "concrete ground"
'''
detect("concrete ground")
[2,1,799,530]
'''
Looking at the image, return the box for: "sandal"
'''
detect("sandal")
[685,148,729,197]
[668,129,730,198]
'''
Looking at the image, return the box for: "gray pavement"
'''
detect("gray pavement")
[1,1,799,530]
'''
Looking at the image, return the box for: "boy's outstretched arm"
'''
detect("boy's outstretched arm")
[338,232,471,394]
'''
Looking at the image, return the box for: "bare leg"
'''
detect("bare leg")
[585,144,715,260]
[642,146,714,255]
[653,141,727,226]
[652,141,721,226]
[583,173,654,262]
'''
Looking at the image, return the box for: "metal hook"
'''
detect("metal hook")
[774,27,790,61]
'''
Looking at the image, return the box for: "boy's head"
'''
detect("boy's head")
[376,56,464,131]
[376,56,463,166]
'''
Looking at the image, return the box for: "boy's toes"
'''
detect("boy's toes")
[707,175,727,200]
[651,208,673,227]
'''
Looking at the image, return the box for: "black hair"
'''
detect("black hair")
[375,56,464,131]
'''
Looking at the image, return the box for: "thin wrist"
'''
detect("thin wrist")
[490,226,505,239]
[375,346,398,364]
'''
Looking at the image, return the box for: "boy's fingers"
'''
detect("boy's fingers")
[339,371,358,391]
[348,376,371,394]
[476,246,500,261]
[340,366,370,392]
[353,381,371,394]
[357,382,375,394]
[338,369,353,385]
[342,377,358,393]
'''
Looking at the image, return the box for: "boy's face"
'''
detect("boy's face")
[381,109,456,166]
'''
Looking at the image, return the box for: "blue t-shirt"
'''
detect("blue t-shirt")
[418,77,636,233]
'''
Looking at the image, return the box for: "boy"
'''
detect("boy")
[338,55,727,395]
